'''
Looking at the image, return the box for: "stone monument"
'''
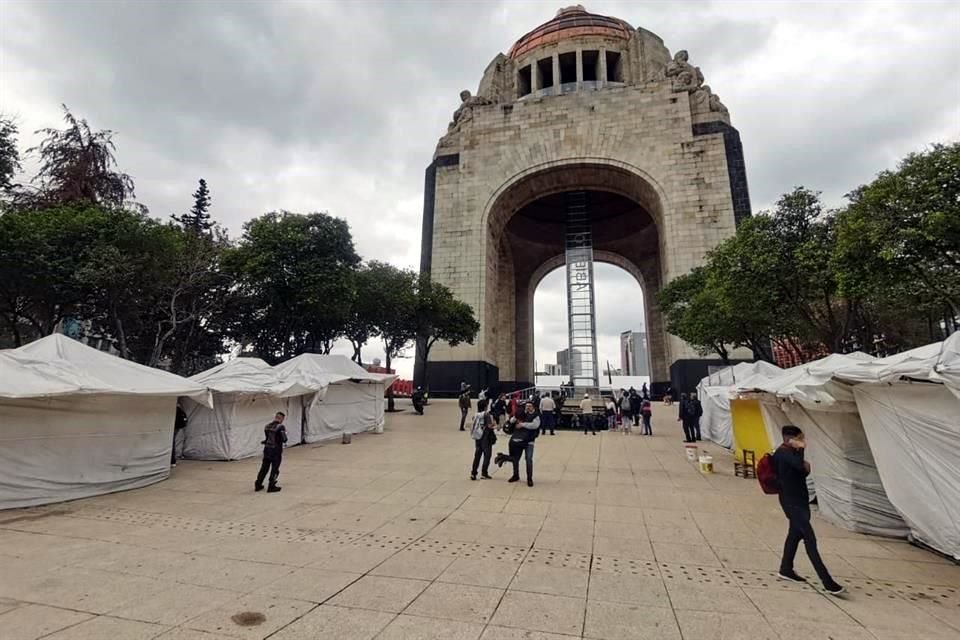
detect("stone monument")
[417,5,752,394]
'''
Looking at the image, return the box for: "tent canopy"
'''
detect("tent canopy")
[695,361,782,449]
[738,352,873,407]
[1,334,210,405]
[274,354,397,392]
[190,356,312,397]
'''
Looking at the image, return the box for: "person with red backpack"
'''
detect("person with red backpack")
[767,425,845,595]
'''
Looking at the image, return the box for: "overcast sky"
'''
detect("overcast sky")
[2,0,958,378]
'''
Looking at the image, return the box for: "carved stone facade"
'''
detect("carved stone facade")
[418,6,752,393]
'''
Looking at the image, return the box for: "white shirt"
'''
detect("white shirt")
[540,396,556,412]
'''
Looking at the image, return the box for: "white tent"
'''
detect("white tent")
[273,354,397,444]
[0,335,210,510]
[181,358,313,460]
[738,352,908,538]
[696,361,782,448]
[832,336,960,558]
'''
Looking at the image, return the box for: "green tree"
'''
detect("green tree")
[0,113,21,193]
[414,275,480,385]
[223,211,360,363]
[0,204,108,346]
[343,264,381,365]
[657,267,740,363]
[172,178,214,234]
[14,106,136,210]
[834,143,960,337]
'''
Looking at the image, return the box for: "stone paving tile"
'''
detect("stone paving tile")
[0,604,94,640]
[108,583,238,626]
[490,591,586,636]
[480,626,581,640]
[44,616,170,639]
[510,562,590,598]
[269,604,393,640]
[370,548,457,580]
[437,556,522,589]
[583,601,681,639]
[405,582,504,623]
[674,610,778,640]
[328,575,430,613]
[260,567,363,604]
[375,614,485,640]
[183,594,315,639]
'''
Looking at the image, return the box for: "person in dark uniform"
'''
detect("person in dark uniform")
[172,404,188,466]
[255,411,287,493]
[773,425,844,595]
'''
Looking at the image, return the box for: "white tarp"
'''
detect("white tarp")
[739,352,905,535]
[696,361,782,449]
[274,354,396,444]
[852,383,960,559]
[182,357,311,460]
[826,337,960,558]
[0,335,210,509]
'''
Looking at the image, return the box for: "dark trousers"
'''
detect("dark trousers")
[540,413,556,435]
[256,449,282,489]
[582,415,596,434]
[780,502,834,583]
[642,413,652,435]
[693,418,701,440]
[633,412,640,426]
[459,407,468,430]
[682,418,695,442]
[510,442,534,481]
[472,439,492,476]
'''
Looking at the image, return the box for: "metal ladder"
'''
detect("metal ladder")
[564,191,600,390]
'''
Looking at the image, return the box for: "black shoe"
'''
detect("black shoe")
[481,474,492,479]
[823,581,845,596]
[777,570,807,583]
[550,432,555,435]
[267,485,282,493]
[254,484,264,492]
[527,479,534,487]
[459,428,465,431]
[470,474,477,481]
[508,476,519,483]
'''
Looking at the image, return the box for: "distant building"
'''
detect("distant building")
[543,363,561,376]
[556,348,583,377]
[620,331,650,377]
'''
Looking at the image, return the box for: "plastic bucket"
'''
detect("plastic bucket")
[699,455,714,474]
[684,444,698,461]
[342,432,352,444]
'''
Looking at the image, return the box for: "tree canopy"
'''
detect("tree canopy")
[659,144,960,362]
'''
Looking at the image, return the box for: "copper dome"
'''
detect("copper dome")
[508,6,634,59]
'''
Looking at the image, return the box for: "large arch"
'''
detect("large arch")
[483,162,669,382]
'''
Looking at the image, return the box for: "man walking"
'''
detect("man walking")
[640,398,653,435]
[458,386,471,431]
[678,392,692,442]
[470,399,496,480]
[688,392,703,441]
[255,411,287,493]
[511,401,540,486]
[539,392,556,435]
[580,393,596,435]
[774,425,845,595]
[629,390,643,427]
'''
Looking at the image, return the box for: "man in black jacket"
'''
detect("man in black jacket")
[773,425,844,595]
[255,412,288,493]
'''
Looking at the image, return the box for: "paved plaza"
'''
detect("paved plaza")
[1,401,958,640]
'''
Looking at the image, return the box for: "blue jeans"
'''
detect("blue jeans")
[540,413,556,435]
[512,442,534,481]
[642,413,652,435]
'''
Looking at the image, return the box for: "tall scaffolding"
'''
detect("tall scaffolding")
[564,191,600,391]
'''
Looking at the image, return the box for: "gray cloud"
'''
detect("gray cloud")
[2,0,957,378]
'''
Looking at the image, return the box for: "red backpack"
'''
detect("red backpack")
[757,452,780,495]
